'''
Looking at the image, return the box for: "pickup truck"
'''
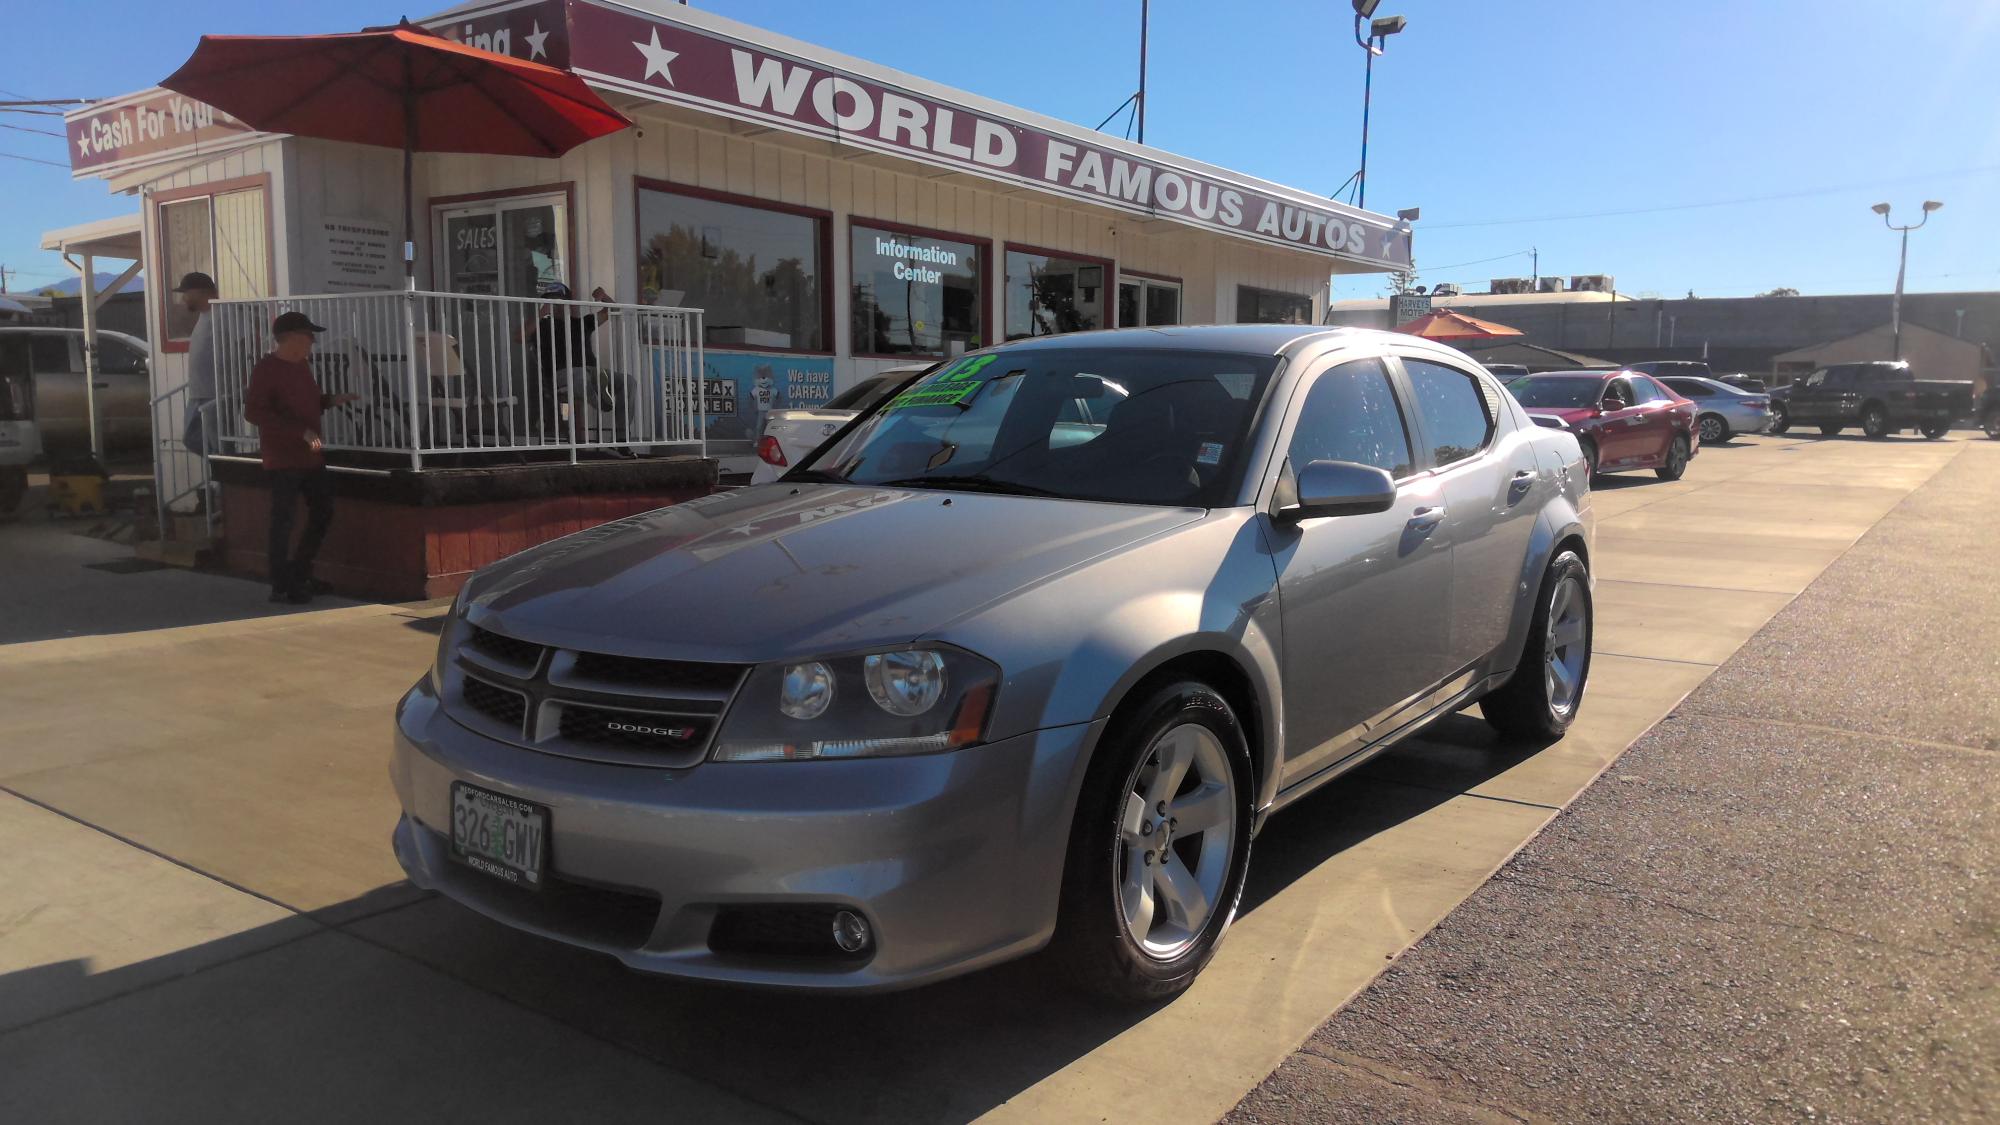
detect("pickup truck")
[1769,361,1975,439]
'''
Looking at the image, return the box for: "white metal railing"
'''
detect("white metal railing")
[206,290,706,469]
[150,383,215,539]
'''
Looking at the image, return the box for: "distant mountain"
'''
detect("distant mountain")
[33,272,147,297]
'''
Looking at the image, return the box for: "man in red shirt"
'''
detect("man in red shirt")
[243,311,358,603]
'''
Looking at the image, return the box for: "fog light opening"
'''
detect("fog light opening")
[832,909,872,954]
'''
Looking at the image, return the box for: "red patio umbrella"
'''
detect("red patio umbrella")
[162,20,631,287]
[1394,309,1525,340]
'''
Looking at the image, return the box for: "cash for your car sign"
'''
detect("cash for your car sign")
[681,353,835,444]
[564,1,1412,268]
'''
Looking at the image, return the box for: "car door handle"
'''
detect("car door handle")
[1407,505,1447,530]
[1509,469,1537,492]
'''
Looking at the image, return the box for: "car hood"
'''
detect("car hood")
[462,483,1205,663]
[1524,407,1601,425]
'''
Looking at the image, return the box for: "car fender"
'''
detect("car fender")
[930,511,1287,808]
[1495,435,1591,681]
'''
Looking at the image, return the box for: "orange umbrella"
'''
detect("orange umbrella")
[1394,309,1525,340]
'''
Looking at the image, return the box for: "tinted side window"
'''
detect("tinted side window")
[30,335,73,373]
[1403,359,1495,468]
[1287,358,1413,479]
[1605,376,1637,404]
[97,339,147,375]
[1636,375,1676,403]
[1666,378,1711,397]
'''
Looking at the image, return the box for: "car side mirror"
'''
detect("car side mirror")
[1280,459,1397,522]
[1602,396,1628,412]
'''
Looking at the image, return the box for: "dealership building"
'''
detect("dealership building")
[58,0,1413,595]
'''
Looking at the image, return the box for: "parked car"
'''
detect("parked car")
[1482,363,1530,380]
[0,367,37,512]
[750,366,927,485]
[1980,385,2000,440]
[1507,369,1699,479]
[1768,361,1974,439]
[1713,373,1768,393]
[0,327,152,460]
[1657,375,1772,443]
[393,326,1594,1001]
[1624,360,1714,383]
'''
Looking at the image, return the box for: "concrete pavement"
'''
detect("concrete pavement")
[0,431,1977,1122]
[1226,435,1997,1124]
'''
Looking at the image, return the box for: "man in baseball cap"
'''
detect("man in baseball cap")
[242,310,358,603]
[173,273,220,463]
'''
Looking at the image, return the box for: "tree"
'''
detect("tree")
[1759,287,1800,298]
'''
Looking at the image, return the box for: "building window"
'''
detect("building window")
[1006,247,1108,340]
[638,183,827,352]
[1237,285,1312,325]
[851,222,984,357]
[435,190,569,298]
[158,182,271,346]
[1118,276,1181,327]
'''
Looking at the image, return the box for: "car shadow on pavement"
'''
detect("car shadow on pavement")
[0,713,1543,1124]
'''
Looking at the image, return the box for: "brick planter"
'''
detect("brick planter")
[213,456,717,601]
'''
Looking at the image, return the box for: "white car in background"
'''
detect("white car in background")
[750,365,928,484]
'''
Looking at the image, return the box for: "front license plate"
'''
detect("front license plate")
[449,782,548,889]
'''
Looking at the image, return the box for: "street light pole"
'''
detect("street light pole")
[1343,1,1405,210]
[1872,200,1942,362]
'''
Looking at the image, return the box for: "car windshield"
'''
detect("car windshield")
[798,347,1280,506]
[823,375,910,412]
[1508,375,1606,408]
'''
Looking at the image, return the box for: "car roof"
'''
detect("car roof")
[988,324,1363,357]
[1526,369,1616,379]
[0,325,147,346]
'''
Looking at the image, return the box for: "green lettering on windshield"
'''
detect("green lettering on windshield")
[884,354,1001,411]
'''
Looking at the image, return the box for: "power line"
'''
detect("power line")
[0,149,68,168]
[1426,163,2000,230]
[1414,249,1534,272]
[0,120,62,139]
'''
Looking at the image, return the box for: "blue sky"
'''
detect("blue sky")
[4,0,1995,300]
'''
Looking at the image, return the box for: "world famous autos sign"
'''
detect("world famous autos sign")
[561,1,1413,269]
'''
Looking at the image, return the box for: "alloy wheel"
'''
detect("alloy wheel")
[1544,574,1589,717]
[1118,722,1237,960]
[1699,415,1725,443]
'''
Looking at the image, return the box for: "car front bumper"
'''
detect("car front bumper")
[390,678,1101,992]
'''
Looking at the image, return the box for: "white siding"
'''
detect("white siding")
[131,117,1338,400]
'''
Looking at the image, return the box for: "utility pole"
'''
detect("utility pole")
[1530,248,1538,290]
[0,264,13,294]
[1137,0,1148,145]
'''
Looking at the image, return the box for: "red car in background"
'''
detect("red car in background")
[1505,370,1699,480]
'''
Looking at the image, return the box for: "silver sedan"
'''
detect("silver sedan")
[391,326,1594,1001]
[1660,375,1774,443]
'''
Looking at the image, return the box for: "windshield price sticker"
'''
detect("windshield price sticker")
[885,354,1001,411]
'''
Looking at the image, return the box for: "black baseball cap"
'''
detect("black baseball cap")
[271,311,326,337]
[172,271,218,293]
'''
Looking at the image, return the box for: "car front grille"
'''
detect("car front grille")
[442,621,749,768]
[461,675,527,730]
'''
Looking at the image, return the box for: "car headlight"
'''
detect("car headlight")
[711,646,999,762]
[429,581,477,690]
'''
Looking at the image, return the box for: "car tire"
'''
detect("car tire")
[1984,411,2000,440]
[1697,414,1729,444]
[1861,404,1890,439]
[1482,549,1592,742]
[1818,424,1843,436]
[1919,422,1950,440]
[1769,403,1791,434]
[1654,435,1690,481]
[1579,436,1599,478]
[1049,679,1254,1004]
